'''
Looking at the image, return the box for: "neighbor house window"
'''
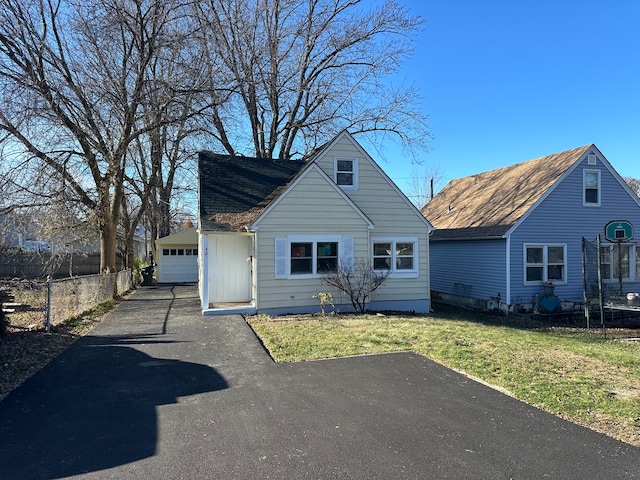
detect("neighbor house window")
[524,244,566,284]
[372,238,418,278]
[600,243,634,281]
[583,169,600,206]
[335,158,358,189]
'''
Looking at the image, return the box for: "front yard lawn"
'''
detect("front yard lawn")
[247,304,640,447]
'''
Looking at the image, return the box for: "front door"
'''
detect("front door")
[209,235,252,303]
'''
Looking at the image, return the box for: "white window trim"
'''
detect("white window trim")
[600,243,636,282]
[523,244,567,285]
[276,235,351,279]
[583,169,601,207]
[371,237,419,279]
[334,157,359,190]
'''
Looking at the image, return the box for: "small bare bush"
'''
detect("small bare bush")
[320,260,389,314]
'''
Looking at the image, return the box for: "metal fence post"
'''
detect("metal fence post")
[46,275,52,332]
[596,234,606,338]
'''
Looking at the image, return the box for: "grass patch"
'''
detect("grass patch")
[247,305,640,447]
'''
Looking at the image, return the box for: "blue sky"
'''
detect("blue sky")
[382,0,640,197]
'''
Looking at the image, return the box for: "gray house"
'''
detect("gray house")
[198,131,432,315]
[422,144,640,312]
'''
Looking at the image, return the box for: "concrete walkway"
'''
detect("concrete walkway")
[1,284,638,479]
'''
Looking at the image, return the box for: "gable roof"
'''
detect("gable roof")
[156,227,198,246]
[251,163,374,230]
[312,130,434,230]
[421,145,593,240]
[199,130,433,233]
[198,153,307,231]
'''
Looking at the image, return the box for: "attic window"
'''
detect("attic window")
[335,158,358,189]
[583,169,600,206]
[587,154,597,165]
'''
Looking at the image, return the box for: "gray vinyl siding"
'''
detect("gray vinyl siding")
[430,239,507,300]
[254,167,371,311]
[315,136,429,235]
[254,134,430,311]
[509,151,640,303]
[313,135,430,305]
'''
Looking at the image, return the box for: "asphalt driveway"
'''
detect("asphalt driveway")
[1,284,638,479]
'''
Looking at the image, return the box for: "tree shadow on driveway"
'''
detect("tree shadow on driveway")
[0,334,228,480]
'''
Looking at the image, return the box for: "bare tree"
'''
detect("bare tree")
[406,164,447,209]
[624,176,640,198]
[196,0,429,160]
[123,11,206,264]
[1,0,430,274]
[321,259,390,314]
[0,0,187,272]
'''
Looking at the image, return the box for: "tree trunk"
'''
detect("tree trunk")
[149,221,159,265]
[159,197,171,238]
[100,220,118,273]
[125,240,135,270]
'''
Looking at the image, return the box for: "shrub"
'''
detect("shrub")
[320,259,389,314]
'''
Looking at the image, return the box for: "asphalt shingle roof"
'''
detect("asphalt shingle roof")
[421,145,593,240]
[198,152,308,232]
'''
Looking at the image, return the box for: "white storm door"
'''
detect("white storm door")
[209,235,252,303]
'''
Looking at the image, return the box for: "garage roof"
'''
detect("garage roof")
[156,227,198,246]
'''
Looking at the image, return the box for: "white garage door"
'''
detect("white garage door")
[158,246,199,283]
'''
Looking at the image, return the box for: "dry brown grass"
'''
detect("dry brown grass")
[0,280,123,402]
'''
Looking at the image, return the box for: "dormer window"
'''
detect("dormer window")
[583,169,600,206]
[335,158,358,189]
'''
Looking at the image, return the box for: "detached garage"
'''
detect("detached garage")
[155,228,199,283]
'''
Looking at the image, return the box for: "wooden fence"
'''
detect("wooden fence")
[0,252,123,279]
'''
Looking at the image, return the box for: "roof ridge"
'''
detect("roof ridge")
[464,144,593,179]
[422,144,594,236]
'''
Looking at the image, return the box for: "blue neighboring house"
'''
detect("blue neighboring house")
[421,144,640,312]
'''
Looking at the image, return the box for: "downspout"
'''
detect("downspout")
[366,224,373,311]
[426,230,432,309]
[505,234,511,313]
[252,230,258,310]
[201,235,209,312]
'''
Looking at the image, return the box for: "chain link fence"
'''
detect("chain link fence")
[582,236,605,329]
[581,236,601,303]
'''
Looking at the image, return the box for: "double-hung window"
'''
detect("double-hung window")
[290,241,338,275]
[583,169,600,206]
[372,238,418,278]
[335,158,358,189]
[600,243,635,281]
[524,244,566,284]
[275,236,350,279]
